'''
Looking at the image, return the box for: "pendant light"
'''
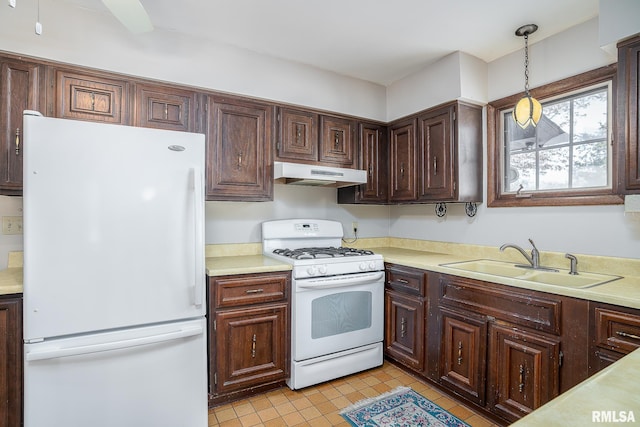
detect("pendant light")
[513,24,542,128]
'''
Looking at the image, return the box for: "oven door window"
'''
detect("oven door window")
[311,291,372,339]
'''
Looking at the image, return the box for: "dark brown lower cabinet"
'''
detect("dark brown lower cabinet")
[384,290,424,370]
[209,272,290,405]
[439,307,487,406]
[589,302,640,374]
[0,295,22,427]
[487,323,560,423]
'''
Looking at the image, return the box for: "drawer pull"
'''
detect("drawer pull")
[616,331,640,341]
[251,334,257,358]
[245,289,264,294]
[518,364,525,393]
[396,279,409,284]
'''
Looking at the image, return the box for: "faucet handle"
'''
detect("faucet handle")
[565,253,578,275]
[528,238,538,250]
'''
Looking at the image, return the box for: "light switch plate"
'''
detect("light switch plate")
[2,216,23,235]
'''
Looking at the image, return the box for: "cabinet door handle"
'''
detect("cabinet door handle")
[15,128,20,156]
[368,165,373,179]
[616,331,640,340]
[334,131,340,148]
[457,341,463,365]
[400,317,407,338]
[518,364,525,393]
[251,333,257,358]
[433,156,438,176]
[164,104,169,120]
[237,151,242,169]
[245,289,264,294]
[400,162,405,179]
[90,92,96,111]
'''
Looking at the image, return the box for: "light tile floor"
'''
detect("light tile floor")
[208,362,501,427]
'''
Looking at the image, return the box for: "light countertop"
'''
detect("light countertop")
[0,267,23,296]
[206,254,292,277]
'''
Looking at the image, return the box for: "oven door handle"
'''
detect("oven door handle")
[297,272,384,289]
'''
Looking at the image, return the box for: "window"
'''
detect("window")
[487,66,623,207]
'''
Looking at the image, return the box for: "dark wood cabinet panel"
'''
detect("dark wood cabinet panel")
[618,35,640,191]
[389,118,417,202]
[439,307,487,406]
[206,96,274,201]
[0,59,43,195]
[134,83,198,132]
[276,107,318,163]
[319,115,356,167]
[214,304,288,395]
[487,323,560,423]
[418,106,454,201]
[209,272,290,405]
[589,302,640,375]
[338,122,388,204]
[384,290,425,370]
[0,296,22,427]
[54,69,129,124]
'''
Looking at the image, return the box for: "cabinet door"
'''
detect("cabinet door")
[276,107,318,163]
[319,115,355,167]
[0,59,42,195]
[618,35,640,191]
[0,297,22,427]
[439,307,487,405]
[214,304,288,395]
[134,83,198,132]
[207,97,273,201]
[359,123,388,202]
[488,323,560,423]
[384,290,424,370]
[418,106,455,201]
[389,119,417,201]
[55,69,129,124]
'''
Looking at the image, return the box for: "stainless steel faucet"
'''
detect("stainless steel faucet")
[499,239,558,271]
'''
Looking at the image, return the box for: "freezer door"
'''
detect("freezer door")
[23,115,205,340]
[24,318,208,427]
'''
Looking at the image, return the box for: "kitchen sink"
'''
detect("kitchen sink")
[440,259,622,289]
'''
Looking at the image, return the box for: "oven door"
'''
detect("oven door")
[292,271,384,362]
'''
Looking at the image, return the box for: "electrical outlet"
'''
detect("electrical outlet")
[2,216,23,235]
[352,221,358,234]
[8,0,16,8]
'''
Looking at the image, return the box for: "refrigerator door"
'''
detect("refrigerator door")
[23,115,205,340]
[24,318,208,427]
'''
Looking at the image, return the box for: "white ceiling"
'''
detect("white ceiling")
[65,0,600,86]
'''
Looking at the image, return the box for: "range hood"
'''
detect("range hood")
[274,162,367,188]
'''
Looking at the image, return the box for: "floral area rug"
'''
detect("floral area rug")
[340,386,471,427]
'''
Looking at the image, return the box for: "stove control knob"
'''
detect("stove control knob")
[359,262,368,271]
[318,265,328,275]
[306,266,318,276]
[368,261,376,270]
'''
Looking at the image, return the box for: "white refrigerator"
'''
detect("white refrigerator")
[22,112,208,427]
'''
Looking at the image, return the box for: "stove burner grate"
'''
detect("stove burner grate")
[273,246,374,260]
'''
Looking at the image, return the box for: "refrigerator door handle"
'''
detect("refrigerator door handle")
[25,324,203,362]
[190,167,204,307]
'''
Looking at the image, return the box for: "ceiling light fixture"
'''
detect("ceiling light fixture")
[513,24,542,129]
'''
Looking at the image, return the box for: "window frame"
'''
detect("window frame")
[487,65,623,207]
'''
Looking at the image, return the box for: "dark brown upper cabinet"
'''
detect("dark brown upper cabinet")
[0,58,44,195]
[54,69,130,125]
[338,122,388,204]
[618,34,640,192]
[275,107,318,163]
[134,83,199,132]
[319,115,356,167]
[206,96,274,201]
[389,118,418,202]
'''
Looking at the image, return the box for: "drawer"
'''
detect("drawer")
[594,308,640,354]
[213,273,289,308]
[439,274,562,335]
[385,264,425,296]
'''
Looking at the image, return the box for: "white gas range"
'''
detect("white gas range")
[262,219,385,390]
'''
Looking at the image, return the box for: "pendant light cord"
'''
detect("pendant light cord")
[523,33,530,96]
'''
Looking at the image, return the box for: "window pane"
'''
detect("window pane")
[573,141,608,188]
[539,147,569,190]
[573,92,607,143]
[507,151,536,192]
[539,100,570,148]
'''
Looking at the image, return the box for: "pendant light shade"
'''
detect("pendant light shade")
[513,95,542,128]
[513,24,541,128]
